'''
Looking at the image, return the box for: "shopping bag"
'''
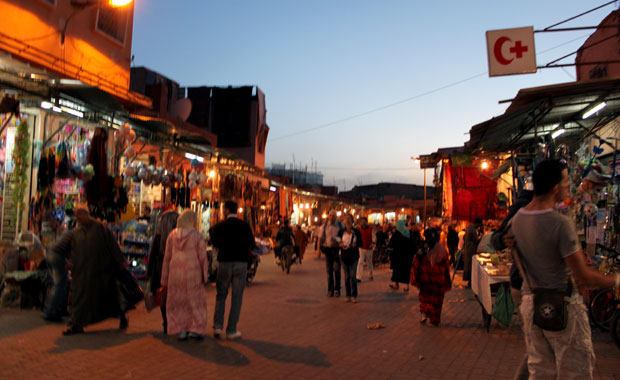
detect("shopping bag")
[491,284,514,327]
[117,268,144,311]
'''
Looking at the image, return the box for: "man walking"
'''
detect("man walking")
[356,217,374,282]
[317,210,342,297]
[57,205,127,335]
[511,160,619,379]
[210,200,256,340]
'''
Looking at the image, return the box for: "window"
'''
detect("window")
[96,5,129,45]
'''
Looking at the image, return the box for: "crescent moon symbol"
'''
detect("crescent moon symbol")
[493,36,513,65]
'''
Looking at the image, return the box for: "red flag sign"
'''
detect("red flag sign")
[486,27,536,77]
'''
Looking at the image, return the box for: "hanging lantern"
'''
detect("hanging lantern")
[176,172,184,183]
[190,158,199,167]
[120,122,131,137]
[124,146,136,159]
[189,180,198,190]
[126,129,137,143]
[189,172,198,182]
[124,165,136,177]
[197,172,207,184]
[138,167,148,180]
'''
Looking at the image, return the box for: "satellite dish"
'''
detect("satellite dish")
[172,98,192,121]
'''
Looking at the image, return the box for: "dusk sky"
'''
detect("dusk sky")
[131,1,614,190]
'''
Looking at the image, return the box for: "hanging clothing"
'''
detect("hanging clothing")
[161,227,208,335]
[411,243,452,325]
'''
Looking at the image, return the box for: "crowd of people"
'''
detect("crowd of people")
[37,160,620,379]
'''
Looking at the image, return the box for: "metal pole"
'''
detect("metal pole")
[423,168,427,229]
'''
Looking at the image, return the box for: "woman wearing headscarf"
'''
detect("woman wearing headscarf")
[147,210,179,334]
[388,220,416,291]
[411,227,452,326]
[161,210,208,340]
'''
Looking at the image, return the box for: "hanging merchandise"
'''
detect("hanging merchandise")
[85,127,109,207]
[12,119,30,223]
[55,141,75,179]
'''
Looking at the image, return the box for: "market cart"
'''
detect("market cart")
[471,253,511,331]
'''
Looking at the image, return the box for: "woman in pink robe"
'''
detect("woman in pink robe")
[161,210,208,340]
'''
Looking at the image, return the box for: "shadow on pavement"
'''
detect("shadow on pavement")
[49,330,149,353]
[156,333,250,366]
[238,339,331,367]
[0,308,48,339]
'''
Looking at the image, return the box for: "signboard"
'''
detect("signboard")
[486,26,536,77]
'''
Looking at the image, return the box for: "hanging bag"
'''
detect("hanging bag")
[512,244,572,331]
[491,284,515,327]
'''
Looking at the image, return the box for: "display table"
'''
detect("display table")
[471,254,510,330]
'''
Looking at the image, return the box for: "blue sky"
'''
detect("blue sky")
[131,0,615,190]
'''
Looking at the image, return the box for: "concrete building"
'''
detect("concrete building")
[0,0,149,107]
[186,86,269,169]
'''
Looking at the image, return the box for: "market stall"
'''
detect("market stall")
[471,253,512,330]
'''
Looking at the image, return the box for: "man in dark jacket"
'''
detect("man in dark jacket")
[210,200,255,340]
[446,225,459,265]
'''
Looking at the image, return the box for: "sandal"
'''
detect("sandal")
[388,284,399,290]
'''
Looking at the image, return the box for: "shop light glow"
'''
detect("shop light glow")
[300,212,304,218]
[314,217,318,222]
[238,207,243,213]
[269,185,277,192]
[481,161,489,169]
[40,101,52,109]
[582,102,606,119]
[61,106,83,118]
[52,106,61,113]
[551,129,566,139]
[305,203,310,209]
[337,211,342,217]
[401,208,405,212]
[109,0,133,7]
[322,213,327,219]
[209,170,216,178]
[185,153,204,162]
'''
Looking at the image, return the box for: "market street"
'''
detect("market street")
[1,247,618,380]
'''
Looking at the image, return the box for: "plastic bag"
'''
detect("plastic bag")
[492,284,514,327]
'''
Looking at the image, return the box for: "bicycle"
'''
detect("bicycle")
[588,244,620,331]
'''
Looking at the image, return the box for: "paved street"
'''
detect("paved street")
[1,248,619,380]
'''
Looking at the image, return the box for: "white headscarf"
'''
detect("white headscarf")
[177,210,196,230]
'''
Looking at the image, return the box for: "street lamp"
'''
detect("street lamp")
[62,0,134,44]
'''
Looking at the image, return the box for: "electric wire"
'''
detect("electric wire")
[270,34,590,142]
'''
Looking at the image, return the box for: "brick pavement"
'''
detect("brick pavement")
[1,247,619,380]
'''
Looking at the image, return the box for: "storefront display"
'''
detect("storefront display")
[121,219,152,279]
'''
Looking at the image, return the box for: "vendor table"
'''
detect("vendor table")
[471,254,510,331]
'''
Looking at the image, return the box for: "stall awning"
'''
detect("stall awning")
[466,78,620,153]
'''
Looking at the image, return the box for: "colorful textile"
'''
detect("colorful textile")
[411,249,451,325]
[161,228,208,335]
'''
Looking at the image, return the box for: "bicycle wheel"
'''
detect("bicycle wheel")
[611,310,620,349]
[590,288,615,331]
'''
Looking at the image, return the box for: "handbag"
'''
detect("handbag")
[156,286,167,307]
[512,244,572,331]
[340,247,358,264]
